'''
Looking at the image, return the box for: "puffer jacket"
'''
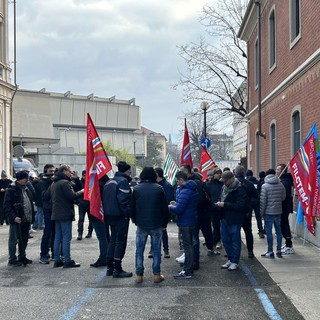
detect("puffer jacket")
[260,174,286,216]
[130,180,169,229]
[51,171,83,221]
[169,180,198,227]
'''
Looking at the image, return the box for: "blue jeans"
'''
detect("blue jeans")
[264,214,282,252]
[180,226,195,275]
[33,206,44,229]
[220,219,242,264]
[135,226,162,275]
[91,217,108,263]
[54,220,72,263]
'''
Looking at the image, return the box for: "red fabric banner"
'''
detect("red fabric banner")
[289,133,318,235]
[180,118,193,168]
[199,147,215,181]
[84,113,112,222]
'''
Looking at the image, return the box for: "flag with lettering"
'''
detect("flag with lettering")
[199,147,215,181]
[180,118,193,168]
[289,131,318,235]
[163,153,179,185]
[84,113,112,222]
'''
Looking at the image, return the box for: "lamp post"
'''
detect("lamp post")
[200,101,209,139]
[133,138,137,177]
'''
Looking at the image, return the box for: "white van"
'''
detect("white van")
[12,157,39,178]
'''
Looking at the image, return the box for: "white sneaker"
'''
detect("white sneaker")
[30,228,37,233]
[221,260,231,269]
[281,247,295,254]
[228,263,239,271]
[176,253,185,264]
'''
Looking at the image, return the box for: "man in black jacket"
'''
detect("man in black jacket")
[130,167,169,283]
[51,165,83,268]
[4,170,35,266]
[103,161,132,278]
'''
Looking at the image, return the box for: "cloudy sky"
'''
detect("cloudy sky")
[10,0,213,143]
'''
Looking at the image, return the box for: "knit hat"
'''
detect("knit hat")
[117,161,131,173]
[220,171,234,182]
[16,170,29,181]
[1,170,7,178]
[140,167,157,182]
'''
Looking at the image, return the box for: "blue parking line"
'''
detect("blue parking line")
[59,271,106,320]
[241,263,282,320]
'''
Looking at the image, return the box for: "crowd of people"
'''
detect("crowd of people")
[0,160,295,283]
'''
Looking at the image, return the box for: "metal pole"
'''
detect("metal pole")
[204,108,207,139]
[133,140,136,176]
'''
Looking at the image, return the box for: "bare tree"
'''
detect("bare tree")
[173,0,249,119]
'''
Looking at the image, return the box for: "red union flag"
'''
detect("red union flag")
[289,132,318,235]
[180,118,193,168]
[84,113,112,222]
[199,147,215,181]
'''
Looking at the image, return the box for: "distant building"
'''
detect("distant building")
[0,0,15,174]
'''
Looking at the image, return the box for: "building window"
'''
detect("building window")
[290,0,301,46]
[254,40,258,88]
[292,111,301,154]
[269,8,276,70]
[270,123,276,169]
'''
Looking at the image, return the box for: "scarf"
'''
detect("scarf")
[220,178,241,202]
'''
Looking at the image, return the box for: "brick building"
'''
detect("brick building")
[238,0,320,175]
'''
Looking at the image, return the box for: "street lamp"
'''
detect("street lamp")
[133,138,137,177]
[200,101,209,139]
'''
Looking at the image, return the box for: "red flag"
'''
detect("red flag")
[289,132,318,235]
[84,113,112,222]
[199,147,215,181]
[180,118,193,168]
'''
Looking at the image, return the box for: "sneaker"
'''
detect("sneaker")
[215,241,223,249]
[163,250,170,259]
[228,263,239,271]
[77,234,82,240]
[8,260,22,267]
[53,260,64,268]
[63,260,81,268]
[19,257,33,265]
[135,274,143,283]
[258,232,265,239]
[153,274,165,283]
[248,252,255,259]
[221,260,231,269]
[173,270,192,279]
[113,270,133,278]
[90,259,107,268]
[28,235,34,239]
[261,251,275,258]
[281,247,295,254]
[175,253,185,264]
[39,257,50,264]
[207,250,221,256]
[276,251,283,258]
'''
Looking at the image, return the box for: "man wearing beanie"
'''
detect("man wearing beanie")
[130,167,169,283]
[4,170,35,266]
[102,160,133,278]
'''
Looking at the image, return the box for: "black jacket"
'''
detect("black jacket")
[50,171,83,221]
[280,172,294,214]
[130,180,169,229]
[34,174,53,207]
[3,181,35,224]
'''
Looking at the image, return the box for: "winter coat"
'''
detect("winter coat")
[260,174,286,216]
[34,174,53,207]
[204,178,223,209]
[280,173,294,214]
[236,175,259,212]
[169,180,198,227]
[76,178,90,211]
[220,179,248,225]
[130,180,170,229]
[50,171,83,221]
[157,178,174,205]
[102,171,132,219]
[3,181,35,224]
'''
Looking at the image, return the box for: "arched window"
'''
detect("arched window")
[292,111,301,154]
[270,123,276,169]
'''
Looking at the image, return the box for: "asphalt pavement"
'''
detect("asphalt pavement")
[0,211,318,320]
